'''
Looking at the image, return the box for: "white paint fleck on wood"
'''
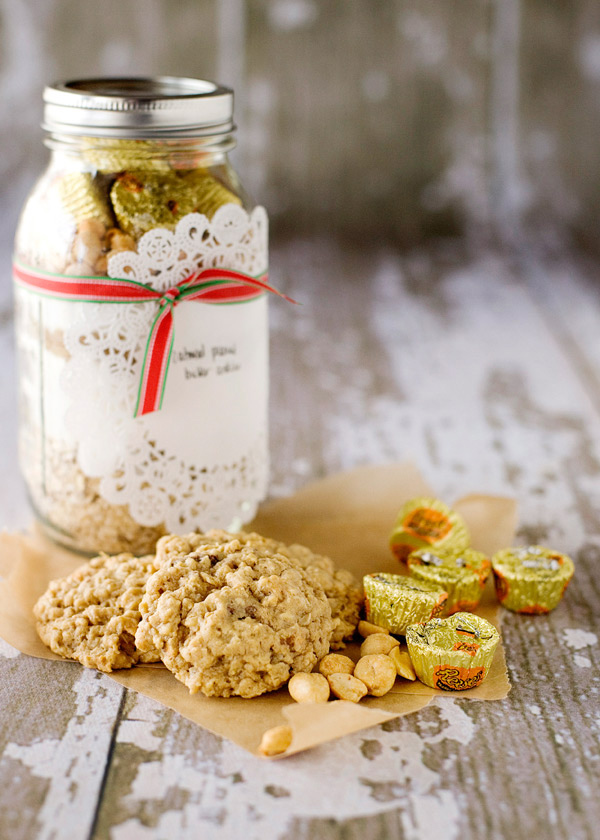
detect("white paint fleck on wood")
[2,669,123,840]
[107,699,472,840]
[0,638,20,659]
[563,628,598,650]
[116,694,165,754]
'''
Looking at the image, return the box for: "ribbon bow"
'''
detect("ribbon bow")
[13,262,295,417]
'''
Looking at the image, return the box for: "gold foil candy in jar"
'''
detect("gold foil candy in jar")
[406,612,500,691]
[363,572,448,635]
[182,169,242,216]
[491,546,574,614]
[81,137,172,173]
[110,170,188,238]
[389,497,469,563]
[57,172,114,229]
[110,169,242,239]
[407,548,491,615]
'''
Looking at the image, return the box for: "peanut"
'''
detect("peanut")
[65,262,95,276]
[79,218,106,238]
[389,647,416,681]
[259,725,293,756]
[358,620,389,637]
[354,654,397,697]
[327,673,368,703]
[360,633,400,657]
[106,228,136,251]
[71,234,102,266]
[318,653,355,677]
[288,672,330,703]
[94,254,108,274]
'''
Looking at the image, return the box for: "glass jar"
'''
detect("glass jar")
[13,77,270,555]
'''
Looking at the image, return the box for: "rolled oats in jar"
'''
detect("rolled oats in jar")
[14,77,271,555]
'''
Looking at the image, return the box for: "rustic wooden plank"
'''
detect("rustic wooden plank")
[519,0,600,253]
[522,249,600,414]
[0,658,125,840]
[243,0,491,243]
[86,241,600,840]
[0,315,29,530]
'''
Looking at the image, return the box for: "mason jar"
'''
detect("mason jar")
[13,77,270,555]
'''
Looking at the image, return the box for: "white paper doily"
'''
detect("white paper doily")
[58,204,269,531]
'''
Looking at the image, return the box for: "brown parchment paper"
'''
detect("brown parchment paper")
[0,462,517,757]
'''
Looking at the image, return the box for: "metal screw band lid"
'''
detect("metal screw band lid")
[43,77,234,138]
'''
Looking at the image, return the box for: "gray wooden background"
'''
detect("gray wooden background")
[1,0,599,285]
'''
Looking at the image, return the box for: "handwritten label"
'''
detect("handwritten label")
[174,344,240,380]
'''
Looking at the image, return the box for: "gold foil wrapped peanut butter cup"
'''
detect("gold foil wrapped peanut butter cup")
[182,169,242,216]
[57,172,114,229]
[406,612,499,691]
[363,573,448,635]
[491,546,574,614]
[389,497,469,564]
[81,137,172,173]
[110,169,242,239]
[408,548,491,615]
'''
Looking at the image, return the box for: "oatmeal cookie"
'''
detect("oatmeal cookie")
[277,542,362,649]
[156,530,361,649]
[34,553,159,671]
[137,532,334,698]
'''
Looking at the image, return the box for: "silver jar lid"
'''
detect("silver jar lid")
[43,77,234,138]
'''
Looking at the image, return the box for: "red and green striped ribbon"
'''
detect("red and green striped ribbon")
[13,261,295,417]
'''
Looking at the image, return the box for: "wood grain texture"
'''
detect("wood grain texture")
[0,241,591,839]
[519,0,600,253]
[0,662,125,840]
[244,0,491,243]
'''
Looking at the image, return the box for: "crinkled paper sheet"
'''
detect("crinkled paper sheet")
[0,462,516,757]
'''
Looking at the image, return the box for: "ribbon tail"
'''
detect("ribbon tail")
[184,270,299,305]
[134,304,175,417]
[246,276,298,305]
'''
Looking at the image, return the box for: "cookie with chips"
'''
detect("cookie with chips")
[157,530,361,650]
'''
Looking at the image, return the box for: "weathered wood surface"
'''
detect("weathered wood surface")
[1,240,599,840]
